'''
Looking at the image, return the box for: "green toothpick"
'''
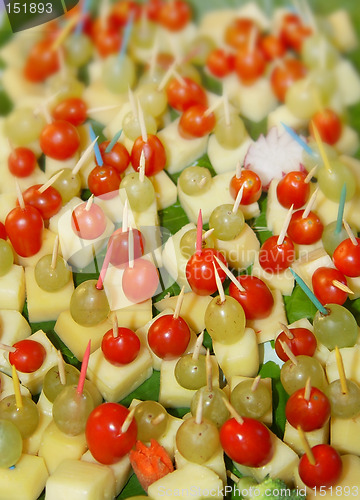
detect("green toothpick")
[335,184,347,235]
[290,268,328,315]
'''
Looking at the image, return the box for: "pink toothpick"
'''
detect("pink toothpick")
[96,239,114,290]
[196,210,203,256]
[77,340,91,395]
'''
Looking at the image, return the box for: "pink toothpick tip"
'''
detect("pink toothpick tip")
[77,340,91,395]
[196,210,203,256]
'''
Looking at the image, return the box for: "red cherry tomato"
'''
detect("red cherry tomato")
[285,386,331,432]
[97,141,130,174]
[93,22,122,57]
[122,258,159,303]
[333,238,360,277]
[9,339,46,373]
[178,104,216,139]
[279,13,312,52]
[0,222,6,240]
[270,59,307,102]
[276,171,310,209]
[52,98,88,127]
[229,275,274,320]
[298,444,342,489]
[86,402,137,465]
[312,267,348,306]
[148,314,190,359]
[8,147,37,178]
[130,135,167,176]
[206,49,235,78]
[40,120,80,160]
[234,46,266,85]
[309,109,342,146]
[158,0,191,31]
[224,18,259,49]
[101,327,140,366]
[259,235,295,273]
[5,205,43,257]
[145,0,164,21]
[287,210,324,245]
[71,202,107,240]
[229,170,262,205]
[186,248,227,296]
[20,185,62,220]
[259,34,286,61]
[109,228,145,268]
[274,327,317,362]
[166,77,208,113]
[220,417,273,467]
[23,39,59,82]
[109,0,141,29]
[287,24,312,52]
[88,165,121,198]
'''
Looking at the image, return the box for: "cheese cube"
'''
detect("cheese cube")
[0,309,31,346]
[213,328,259,380]
[175,447,226,485]
[0,371,31,400]
[265,178,289,235]
[0,264,25,312]
[198,9,236,47]
[267,104,308,132]
[283,420,329,455]
[15,229,59,268]
[45,459,116,500]
[2,67,44,103]
[23,411,52,456]
[229,376,273,425]
[334,59,360,106]
[82,80,127,124]
[48,197,83,234]
[0,193,16,222]
[327,10,358,51]
[247,289,287,344]
[94,193,125,224]
[150,170,178,210]
[314,187,360,231]
[102,101,132,140]
[252,252,294,296]
[0,454,48,500]
[207,133,254,175]
[325,345,360,384]
[82,451,131,496]
[113,299,153,331]
[214,223,260,270]
[335,124,359,156]
[44,155,79,179]
[292,247,335,291]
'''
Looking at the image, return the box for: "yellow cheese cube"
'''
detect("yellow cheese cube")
[292,247,335,291]
[175,447,227,485]
[335,125,359,156]
[114,299,153,331]
[283,420,329,455]
[45,458,116,500]
[0,454,48,500]
[0,264,25,312]
[334,59,360,106]
[207,133,254,175]
[0,193,16,222]
[265,178,289,235]
[229,376,273,425]
[2,67,44,103]
[82,451,131,496]
[214,224,260,270]
[102,101,132,141]
[37,390,53,417]
[150,170,177,210]
[23,411,52,456]
[0,309,31,345]
[0,371,31,400]
[83,80,127,124]
[44,155,79,179]
[331,414,360,455]
[267,105,308,132]
[327,10,358,51]
[325,345,360,384]
[252,253,294,296]
[48,197,83,235]
[94,193,125,224]
[198,9,236,47]
[247,289,287,344]
[15,229,58,268]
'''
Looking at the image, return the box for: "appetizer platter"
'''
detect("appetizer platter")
[1,0,360,498]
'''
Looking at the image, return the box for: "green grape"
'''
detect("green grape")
[308,69,336,104]
[138,67,166,86]
[178,166,212,196]
[103,55,136,94]
[280,355,328,395]
[301,33,338,70]
[209,204,245,241]
[230,379,272,419]
[0,419,22,468]
[48,72,84,101]
[313,304,358,350]
[34,255,71,292]
[51,168,82,204]
[190,387,230,428]
[188,36,215,65]
[133,401,168,442]
[285,78,322,120]
[317,160,356,202]
[322,221,355,257]
[122,111,157,141]
[176,417,220,464]
[214,113,247,149]
[70,280,110,327]
[65,33,93,67]
[0,240,14,277]
[52,385,94,436]
[4,107,45,146]
[83,379,103,408]
[0,395,39,439]
[130,20,156,50]
[179,228,215,259]
[325,379,360,419]
[43,364,80,403]
[120,172,155,212]
[205,296,245,345]
[175,354,207,390]
[179,64,202,85]
[302,141,338,172]
[136,83,167,118]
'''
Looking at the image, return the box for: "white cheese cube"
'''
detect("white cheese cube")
[82,451,131,496]
[207,134,254,175]
[247,289,287,344]
[283,420,329,455]
[214,223,260,270]
[0,309,31,345]
[0,454,48,500]
[0,264,25,312]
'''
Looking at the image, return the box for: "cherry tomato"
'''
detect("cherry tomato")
[9,339,46,373]
[145,0,164,22]
[93,22,122,57]
[97,141,130,174]
[229,275,274,320]
[312,267,348,306]
[229,170,262,205]
[220,417,273,467]
[109,0,141,29]
[158,0,191,31]
[109,228,145,268]
[178,104,216,139]
[333,237,360,277]
[88,165,121,198]
[122,258,159,303]
[259,34,286,61]
[5,205,43,257]
[298,444,342,489]
[8,147,37,178]
[71,202,107,240]
[258,235,295,273]
[270,58,307,102]
[23,39,59,82]
[86,402,137,465]
[52,98,88,127]
[101,327,140,366]
[166,77,208,113]
[186,248,227,296]
[0,222,6,240]
[309,109,342,146]
[234,46,266,85]
[276,171,310,209]
[287,24,312,52]
[285,386,331,432]
[279,13,312,52]
[206,49,235,78]
[287,210,324,245]
[274,327,317,362]
[40,120,80,161]
[224,18,259,49]
[20,185,62,220]
[130,135,167,176]
[148,314,190,359]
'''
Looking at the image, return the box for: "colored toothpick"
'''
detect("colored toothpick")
[335,184,347,235]
[118,11,135,64]
[12,364,22,410]
[77,340,91,395]
[311,122,332,172]
[281,122,315,156]
[289,268,328,315]
[196,210,203,256]
[105,129,123,153]
[89,125,103,167]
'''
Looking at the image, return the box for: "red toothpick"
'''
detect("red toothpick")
[196,210,203,256]
[77,340,91,395]
[96,239,114,290]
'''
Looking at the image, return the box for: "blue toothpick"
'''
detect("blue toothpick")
[89,125,103,167]
[281,122,315,156]
[118,11,135,64]
[290,269,328,315]
[105,129,123,153]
